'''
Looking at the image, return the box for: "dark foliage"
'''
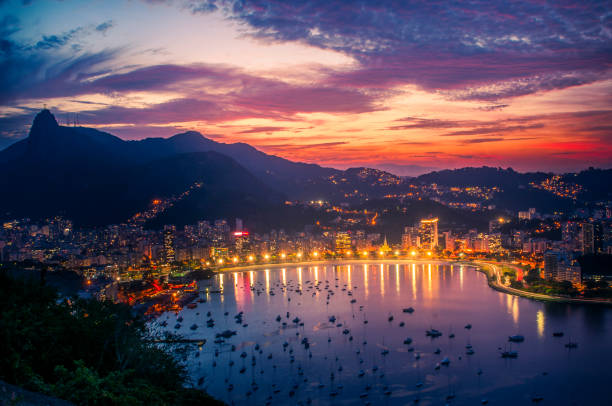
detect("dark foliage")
[0,271,223,405]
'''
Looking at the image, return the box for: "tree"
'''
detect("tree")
[0,271,223,406]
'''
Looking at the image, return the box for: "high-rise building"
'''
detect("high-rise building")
[163,225,176,264]
[593,222,603,253]
[581,223,595,254]
[419,218,439,250]
[487,233,503,253]
[401,226,417,250]
[335,231,352,253]
[235,218,243,232]
[233,230,250,255]
[442,231,454,252]
[544,250,581,284]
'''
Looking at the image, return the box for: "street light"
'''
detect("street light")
[217,258,224,265]
[233,257,238,263]
[281,253,286,259]
[410,251,417,257]
[264,254,270,260]
[248,255,254,262]
[297,252,303,259]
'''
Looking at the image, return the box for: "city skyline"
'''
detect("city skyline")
[1,0,611,174]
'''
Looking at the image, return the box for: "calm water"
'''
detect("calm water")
[153,262,612,405]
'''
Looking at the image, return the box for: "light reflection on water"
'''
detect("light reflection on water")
[154,262,612,405]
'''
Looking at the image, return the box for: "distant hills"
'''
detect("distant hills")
[0,110,609,228]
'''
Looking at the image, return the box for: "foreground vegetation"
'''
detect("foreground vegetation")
[0,271,223,405]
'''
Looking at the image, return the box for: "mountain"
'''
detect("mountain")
[0,110,285,226]
[415,166,550,188]
[1,110,609,227]
[0,113,339,197]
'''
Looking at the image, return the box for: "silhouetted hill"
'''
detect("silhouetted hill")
[415,166,549,188]
[0,111,340,199]
[1,110,609,226]
[0,110,285,226]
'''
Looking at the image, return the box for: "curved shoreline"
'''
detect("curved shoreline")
[473,261,612,306]
[213,259,612,306]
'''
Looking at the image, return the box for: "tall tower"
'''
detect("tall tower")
[163,225,176,264]
[581,223,594,255]
[419,218,439,250]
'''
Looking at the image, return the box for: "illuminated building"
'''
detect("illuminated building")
[401,226,417,250]
[233,230,250,255]
[544,251,581,284]
[163,225,175,264]
[335,231,351,253]
[580,223,594,254]
[442,231,454,252]
[212,220,230,247]
[419,218,438,250]
[379,236,392,254]
[210,246,229,259]
[487,233,503,253]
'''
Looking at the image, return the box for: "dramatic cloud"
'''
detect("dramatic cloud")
[217,0,612,99]
[0,0,610,172]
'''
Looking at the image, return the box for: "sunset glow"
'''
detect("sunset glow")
[0,0,610,173]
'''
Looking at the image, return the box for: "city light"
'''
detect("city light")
[427,251,432,256]
[312,251,319,257]
[394,250,400,255]
[217,258,224,264]
[362,251,368,256]
[297,252,303,258]
[379,251,384,256]
[232,257,238,263]
[264,254,270,260]
[280,253,286,259]
[411,251,417,256]
[346,250,352,256]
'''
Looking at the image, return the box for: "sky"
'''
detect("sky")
[0,0,611,175]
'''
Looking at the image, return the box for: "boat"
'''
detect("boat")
[508,335,525,343]
[426,328,443,338]
[552,331,564,337]
[187,303,197,309]
[440,357,450,365]
[403,337,413,345]
[565,341,578,349]
[501,350,518,358]
[190,323,198,330]
[216,330,237,338]
[403,307,415,313]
